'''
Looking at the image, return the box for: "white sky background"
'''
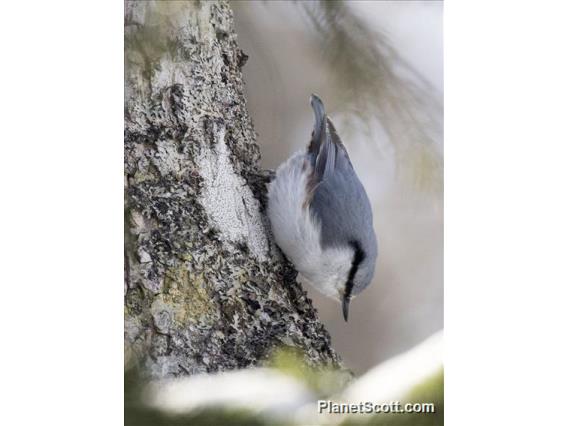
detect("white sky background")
[234,1,443,374]
[350,1,444,93]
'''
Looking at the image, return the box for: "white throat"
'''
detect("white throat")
[299,245,353,301]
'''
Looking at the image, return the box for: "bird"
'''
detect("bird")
[267,94,378,322]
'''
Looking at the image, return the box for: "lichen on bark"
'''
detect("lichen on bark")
[124,0,340,378]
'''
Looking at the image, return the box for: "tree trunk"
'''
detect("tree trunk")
[124,0,340,378]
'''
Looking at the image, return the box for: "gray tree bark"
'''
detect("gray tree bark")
[124,0,340,378]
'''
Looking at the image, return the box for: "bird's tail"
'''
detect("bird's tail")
[308,94,327,165]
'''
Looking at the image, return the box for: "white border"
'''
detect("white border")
[446,1,568,424]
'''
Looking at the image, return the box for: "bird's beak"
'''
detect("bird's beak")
[342,294,350,322]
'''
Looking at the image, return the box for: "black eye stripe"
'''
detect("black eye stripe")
[345,240,366,299]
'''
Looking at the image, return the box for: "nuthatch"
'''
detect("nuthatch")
[268,94,378,321]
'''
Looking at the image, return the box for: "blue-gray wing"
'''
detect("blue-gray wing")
[309,149,374,251]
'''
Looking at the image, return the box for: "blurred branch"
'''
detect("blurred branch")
[298,0,443,194]
[127,332,443,426]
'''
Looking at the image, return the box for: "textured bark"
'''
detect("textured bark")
[124,0,340,378]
